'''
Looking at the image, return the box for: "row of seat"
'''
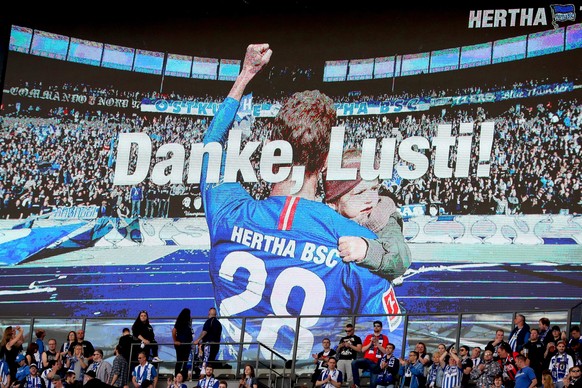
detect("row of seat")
[286,371,370,388]
[180,368,371,388]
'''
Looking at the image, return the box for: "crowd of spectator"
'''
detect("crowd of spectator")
[309,317,581,388]
[2,315,580,388]
[334,97,581,216]
[1,77,580,220]
[0,311,190,388]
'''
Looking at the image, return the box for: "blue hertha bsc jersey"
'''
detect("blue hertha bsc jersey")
[201,97,403,360]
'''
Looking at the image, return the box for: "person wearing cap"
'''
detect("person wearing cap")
[83,370,112,388]
[84,370,113,388]
[84,370,97,381]
[547,326,567,347]
[324,148,411,281]
[548,341,574,388]
[14,354,30,384]
[23,363,42,388]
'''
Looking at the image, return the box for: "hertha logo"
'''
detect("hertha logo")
[382,285,403,332]
[550,4,576,28]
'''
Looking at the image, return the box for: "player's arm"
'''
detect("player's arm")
[200,44,272,218]
[202,44,272,146]
[228,44,272,101]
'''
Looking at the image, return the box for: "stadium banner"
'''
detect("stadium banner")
[0,3,581,365]
[140,97,433,116]
[4,86,141,109]
[49,205,99,220]
[7,81,573,116]
[450,81,575,106]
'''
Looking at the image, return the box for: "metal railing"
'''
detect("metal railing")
[2,305,580,388]
[125,340,291,388]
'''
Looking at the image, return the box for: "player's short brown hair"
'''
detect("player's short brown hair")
[272,90,336,175]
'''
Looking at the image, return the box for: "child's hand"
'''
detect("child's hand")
[338,236,368,262]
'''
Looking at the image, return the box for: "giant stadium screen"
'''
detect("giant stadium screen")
[0,4,581,365]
